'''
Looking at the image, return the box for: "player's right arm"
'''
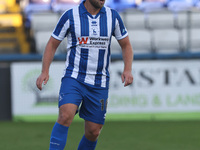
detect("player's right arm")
[36,36,61,90]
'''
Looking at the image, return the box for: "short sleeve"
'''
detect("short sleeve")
[51,9,72,41]
[112,10,128,40]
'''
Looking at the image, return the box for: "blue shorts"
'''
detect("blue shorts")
[58,77,108,125]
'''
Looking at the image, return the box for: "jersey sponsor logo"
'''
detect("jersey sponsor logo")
[92,21,97,24]
[91,20,97,26]
[78,37,89,44]
[78,36,109,48]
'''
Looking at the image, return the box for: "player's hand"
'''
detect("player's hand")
[36,72,49,90]
[121,70,133,87]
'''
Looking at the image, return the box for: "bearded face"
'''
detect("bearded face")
[89,0,105,9]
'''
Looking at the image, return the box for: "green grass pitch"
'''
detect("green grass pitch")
[1,120,200,150]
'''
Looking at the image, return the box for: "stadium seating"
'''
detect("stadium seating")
[30,12,59,34]
[0,1,7,13]
[190,12,200,28]
[0,27,19,54]
[34,31,52,54]
[145,10,175,29]
[153,29,182,53]
[128,29,153,54]
[4,0,197,57]
[0,26,30,54]
[0,0,21,13]
[111,38,121,54]
[29,11,68,54]
[123,10,147,29]
[35,31,67,54]
[174,11,188,29]
[0,0,30,54]
[183,28,200,52]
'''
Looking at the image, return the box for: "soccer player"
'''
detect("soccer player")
[36,0,133,149]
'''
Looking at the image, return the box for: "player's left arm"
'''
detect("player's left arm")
[118,36,134,87]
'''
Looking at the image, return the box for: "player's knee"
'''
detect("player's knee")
[86,127,102,140]
[57,113,73,127]
[92,130,101,138]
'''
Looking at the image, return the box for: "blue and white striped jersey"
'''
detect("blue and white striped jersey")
[52,1,128,88]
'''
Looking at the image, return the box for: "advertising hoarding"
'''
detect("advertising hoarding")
[11,60,200,121]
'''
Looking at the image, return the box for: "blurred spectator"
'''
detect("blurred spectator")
[24,0,52,14]
[106,0,137,11]
[0,0,7,13]
[24,0,52,28]
[166,0,194,12]
[138,0,167,13]
[0,0,21,13]
[193,0,200,8]
[51,0,81,12]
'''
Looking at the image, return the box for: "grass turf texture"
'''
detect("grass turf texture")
[13,112,200,122]
[1,120,200,150]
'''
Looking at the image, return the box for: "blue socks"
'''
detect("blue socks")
[49,122,69,150]
[77,135,97,150]
[49,123,97,150]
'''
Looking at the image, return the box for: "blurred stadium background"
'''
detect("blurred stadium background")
[1,0,200,149]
